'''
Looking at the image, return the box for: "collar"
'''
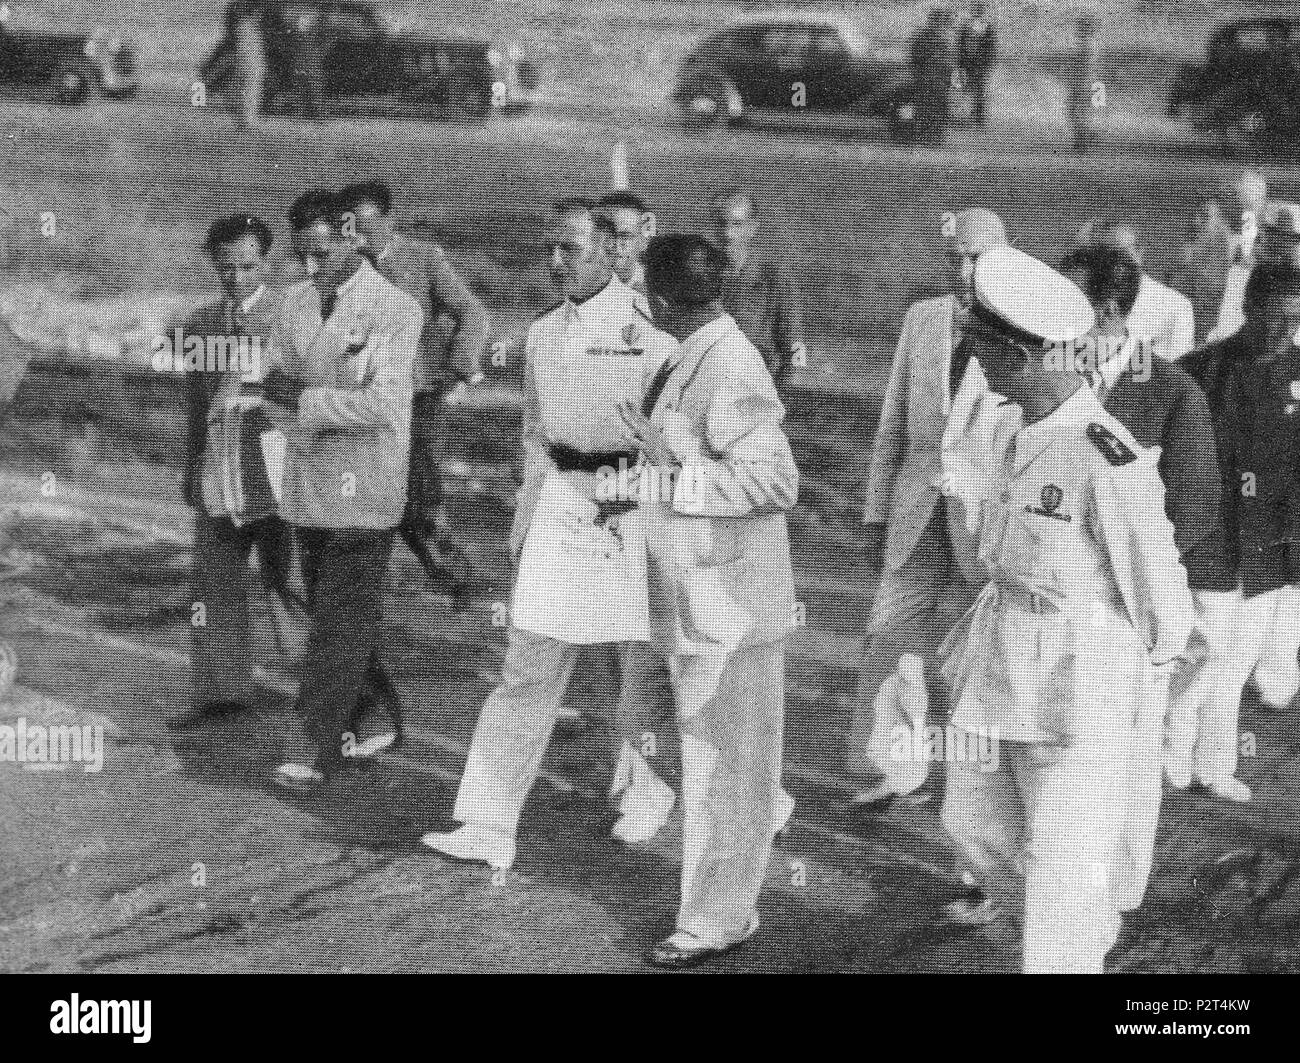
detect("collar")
[228,284,267,314]
[1095,332,1138,391]
[562,274,623,319]
[680,312,735,355]
[1013,383,1099,472]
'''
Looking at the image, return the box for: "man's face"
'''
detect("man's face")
[211,234,268,304]
[345,200,395,255]
[602,206,651,284]
[543,210,611,300]
[947,246,979,308]
[291,222,356,289]
[711,196,757,264]
[962,322,1029,400]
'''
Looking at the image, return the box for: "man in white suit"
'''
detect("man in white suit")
[618,234,799,968]
[1102,224,1195,361]
[845,208,1005,805]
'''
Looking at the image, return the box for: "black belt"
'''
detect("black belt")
[548,443,637,473]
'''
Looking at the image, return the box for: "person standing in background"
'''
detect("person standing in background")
[958,2,998,127]
[284,1,326,121]
[174,213,305,731]
[708,188,806,390]
[597,191,656,295]
[1208,170,1269,343]
[912,7,957,141]
[1099,224,1195,361]
[1167,199,1234,345]
[231,0,268,129]
[338,180,490,609]
[1068,15,1101,155]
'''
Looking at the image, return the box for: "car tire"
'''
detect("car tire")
[446,76,490,120]
[677,73,740,129]
[51,62,92,106]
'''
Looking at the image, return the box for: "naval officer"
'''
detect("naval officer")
[937,245,1195,974]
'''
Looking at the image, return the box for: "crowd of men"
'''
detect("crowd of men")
[171,162,1300,972]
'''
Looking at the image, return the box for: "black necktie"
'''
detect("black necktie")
[642,357,680,418]
[320,288,336,321]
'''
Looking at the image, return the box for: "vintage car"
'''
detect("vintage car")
[1167,17,1300,151]
[0,8,138,105]
[672,12,919,140]
[200,0,540,120]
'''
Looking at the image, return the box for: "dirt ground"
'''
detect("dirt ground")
[3,2,1300,975]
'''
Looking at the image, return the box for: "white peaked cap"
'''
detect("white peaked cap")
[971,244,1096,346]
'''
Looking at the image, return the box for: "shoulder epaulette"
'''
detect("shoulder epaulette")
[1086,422,1137,466]
[634,303,655,324]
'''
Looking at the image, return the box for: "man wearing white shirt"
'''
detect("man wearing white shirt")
[421,199,679,870]
[1208,170,1269,343]
[1102,225,1195,361]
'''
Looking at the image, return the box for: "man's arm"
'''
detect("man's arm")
[862,307,916,525]
[1168,288,1195,360]
[669,360,798,520]
[1090,451,1196,666]
[509,335,551,558]
[295,300,420,434]
[770,260,805,384]
[1157,380,1226,582]
[427,245,491,381]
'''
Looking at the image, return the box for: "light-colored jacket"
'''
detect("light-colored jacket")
[272,260,422,530]
[864,294,978,572]
[643,314,799,659]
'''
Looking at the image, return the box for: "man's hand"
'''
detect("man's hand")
[261,367,308,410]
[617,402,679,469]
[863,522,886,572]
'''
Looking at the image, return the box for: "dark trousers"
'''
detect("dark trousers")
[191,512,304,710]
[400,391,472,599]
[290,526,398,774]
[969,70,989,125]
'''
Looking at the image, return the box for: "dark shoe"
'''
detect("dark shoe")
[644,914,760,969]
[166,700,250,732]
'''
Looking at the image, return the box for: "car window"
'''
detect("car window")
[810,25,847,58]
[1234,26,1272,52]
[763,25,813,59]
[328,4,381,37]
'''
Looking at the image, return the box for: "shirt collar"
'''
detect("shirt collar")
[681,312,735,355]
[564,274,623,318]
[1095,332,1138,390]
[1013,383,1100,472]
[337,258,371,298]
[228,284,267,314]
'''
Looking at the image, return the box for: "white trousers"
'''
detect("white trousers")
[943,731,1132,973]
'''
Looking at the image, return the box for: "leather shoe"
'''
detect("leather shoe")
[644,913,759,969]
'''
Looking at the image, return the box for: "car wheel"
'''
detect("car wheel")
[446,77,490,120]
[888,98,920,143]
[677,74,740,129]
[51,63,92,106]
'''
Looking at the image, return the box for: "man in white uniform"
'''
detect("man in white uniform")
[938,246,1194,974]
[420,199,677,869]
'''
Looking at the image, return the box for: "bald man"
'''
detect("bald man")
[845,208,1005,806]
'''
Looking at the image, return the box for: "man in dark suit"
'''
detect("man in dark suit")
[175,213,305,730]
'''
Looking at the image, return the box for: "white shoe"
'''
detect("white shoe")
[1200,776,1252,803]
[849,782,898,806]
[273,762,324,788]
[420,825,516,870]
[773,789,795,835]
[612,774,675,845]
[1253,659,1300,711]
[345,732,397,759]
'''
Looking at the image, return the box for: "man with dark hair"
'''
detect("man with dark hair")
[938,245,1193,973]
[618,232,798,968]
[597,190,655,293]
[1057,242,1232,930]
[958,2,997,126]
[709,187,805,390]
[1183,201,1300,762]
[338,179,491,608]
[172,212,305,731]
[1098,224,1195,361]
[260,189,422,787]
[421,198,679,869]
